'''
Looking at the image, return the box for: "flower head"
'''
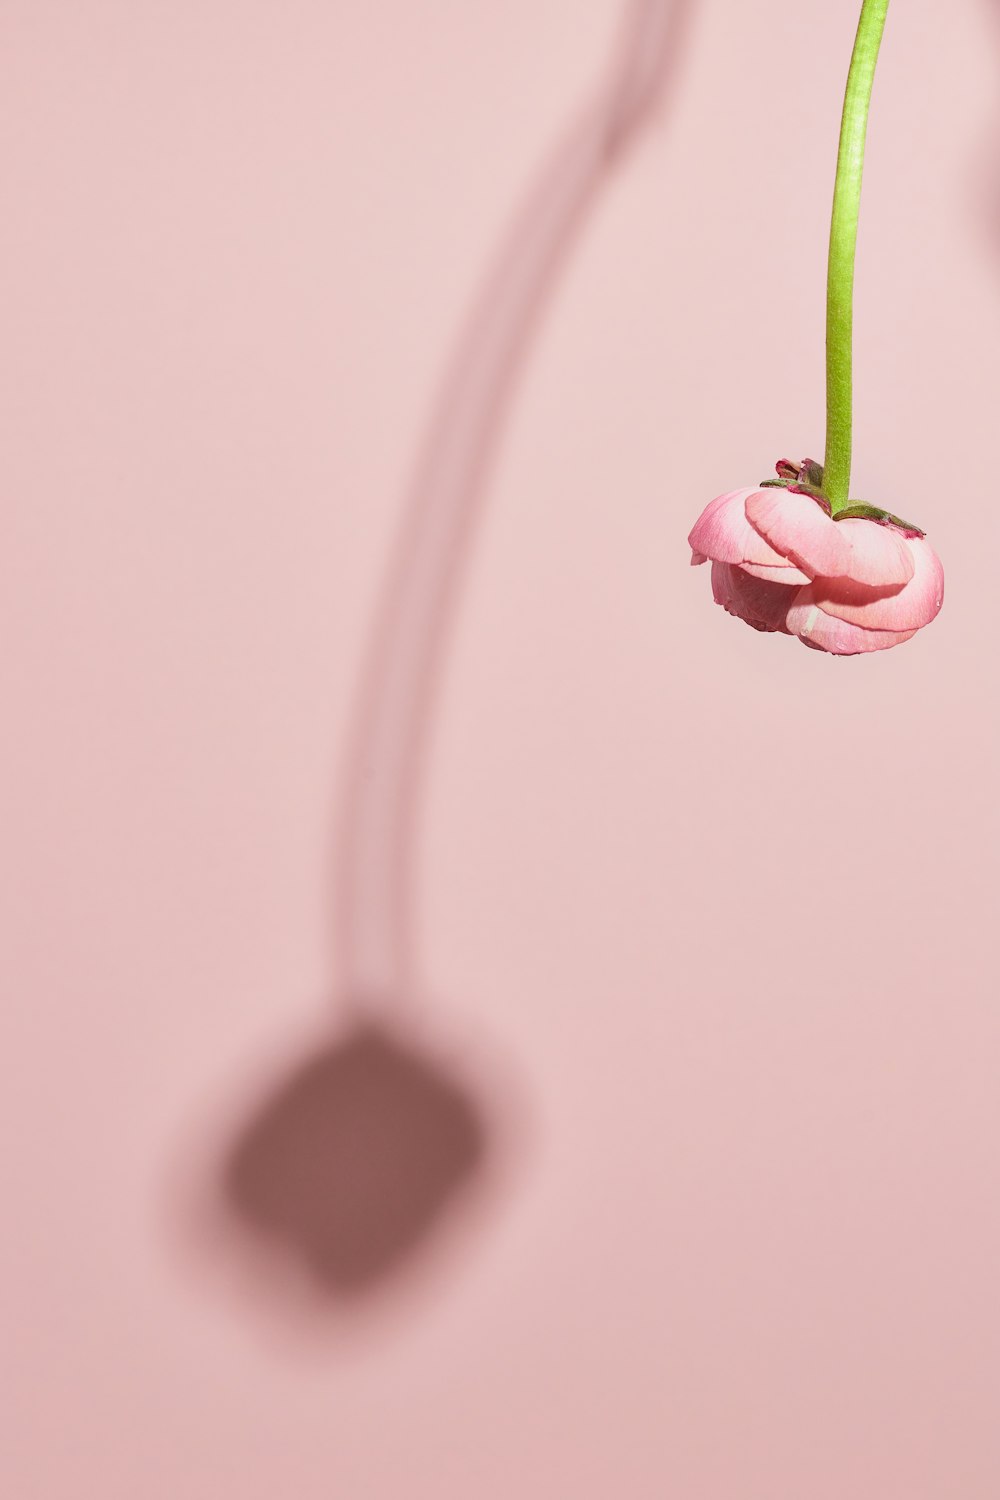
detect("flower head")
[688,462,944,655]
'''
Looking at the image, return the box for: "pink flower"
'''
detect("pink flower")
[688,479,943,656]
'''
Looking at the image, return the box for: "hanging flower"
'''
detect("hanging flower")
[689,3,946,659]
[688,462,944,655]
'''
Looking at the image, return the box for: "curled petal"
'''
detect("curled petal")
[806,537,944,631]
[786,595,918,655]
[738,560,812,584]
[711,561,797,634]
[688,489,792,569]
[745,487,851,579]
[837,517,915,588]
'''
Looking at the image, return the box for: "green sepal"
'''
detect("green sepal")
[834,502,925,536]
[789,482,832,506]
[759,477,833,512]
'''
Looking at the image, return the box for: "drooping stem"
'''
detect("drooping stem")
[823,0,890,513]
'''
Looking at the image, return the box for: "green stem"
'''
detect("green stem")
[823,0,890,513]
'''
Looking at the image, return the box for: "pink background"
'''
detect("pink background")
[3,1,1000,1495]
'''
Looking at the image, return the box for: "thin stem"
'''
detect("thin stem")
[824,0,890,513]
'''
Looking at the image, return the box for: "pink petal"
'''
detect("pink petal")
[710,562,797,634]
[786,595,917,654]
[837,517,915,587]
[738,560,812,584]
[688,489,792,569]
[745,487,851,579]
[805,537,944,631]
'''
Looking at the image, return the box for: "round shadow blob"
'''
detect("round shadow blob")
[221,1019,488,1294]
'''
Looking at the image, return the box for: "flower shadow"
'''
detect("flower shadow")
[173,0,695,1329]
[221,1018,489,1296]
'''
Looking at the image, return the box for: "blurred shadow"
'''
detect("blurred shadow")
[337,0,695,996]
[223,1022,487,1293]
[980,1,1000,251]
[206,0,695,1314]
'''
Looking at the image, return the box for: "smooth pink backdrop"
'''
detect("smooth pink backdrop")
[3,1,1000,1496]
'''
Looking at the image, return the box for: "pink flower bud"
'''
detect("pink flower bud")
[688,485,944,655]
